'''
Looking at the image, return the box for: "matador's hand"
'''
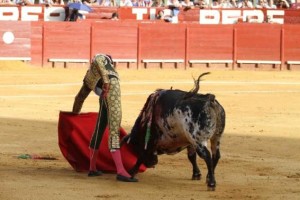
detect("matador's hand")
[101,83,110,98]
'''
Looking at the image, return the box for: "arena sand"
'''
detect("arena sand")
[0,61,299,200]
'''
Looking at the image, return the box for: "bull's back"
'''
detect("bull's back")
[153,90,224,154]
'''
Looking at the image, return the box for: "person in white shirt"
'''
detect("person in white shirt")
[181,0,194,7]
[119,0,133,6]
[256,0,277,8]
[238,0,254,8]
[212,0,235,8]
[14,0,34,5]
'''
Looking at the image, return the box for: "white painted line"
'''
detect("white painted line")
[1,90,300,99]
[1,80,300,88]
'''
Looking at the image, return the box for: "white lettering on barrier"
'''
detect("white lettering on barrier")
[0,7,18,21]
[0,7,287,23]
[0,6,64,21]
[222,10,241,24]
[44,7,66,21]
[267,10,284,24]
[21,7,42,21]
[132,8,147,20]
[199,10,220,24]
[243,10,264,23]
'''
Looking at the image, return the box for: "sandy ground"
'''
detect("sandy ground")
[0,61,299,200]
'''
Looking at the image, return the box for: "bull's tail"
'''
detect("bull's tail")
[183,72,210,100]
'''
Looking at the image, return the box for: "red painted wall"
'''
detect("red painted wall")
[42,21,91,67]
[0,21,31,58]
[91,20,138,60]
[1,21,300,70]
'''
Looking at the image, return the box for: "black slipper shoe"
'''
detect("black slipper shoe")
[116,174,138,182]
[88,171,102,177]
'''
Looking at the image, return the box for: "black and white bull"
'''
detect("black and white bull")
[122,72,226,190]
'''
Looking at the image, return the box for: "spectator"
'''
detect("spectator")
[167,0,181,7]
[275,0,290,8]
[53,0,64,4]
[0,0,14,4]
[256,0,277,8]
[98,0,115,6]
[132,0,140,6]
[67,9,82,21]
[194,0,209,8]
[156,9,173,22]
[119,0,133,6]
[132,0,149,6]
[165,0,181,23]
[151,0,164,6]
[111,12,119,20]
[212,0,235,8]
[14,0,34,5]
[83,0,97,6]
[291,0,300,9]
[67,0,82,3]
[144,0,151,6]
[40,0,64,6]
[181,0,195,8]
[237,0,254,8]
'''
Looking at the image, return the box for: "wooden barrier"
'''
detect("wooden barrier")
[234,23,282,70]
[283,24,300,70]
[139,23,186,68]
[186,24,234,69]
[91,20,138,68]
[2,21,300,70]
[43,21,91,67]
[30,21,43,67]
[0,21,31,60]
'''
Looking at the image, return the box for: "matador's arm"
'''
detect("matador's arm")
[72,83,92,114]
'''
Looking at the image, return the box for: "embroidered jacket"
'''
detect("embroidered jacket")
[83,54,119,91]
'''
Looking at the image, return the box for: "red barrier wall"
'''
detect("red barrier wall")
[91,20,138,60]
[43,21,91,67]
[186,24,234,61]
[138,23,186,60]
[2,6,300,24]
[30,21,43,66]
[2,21,300,70]
[283,24,300,61]
[0,21,31,58]
[235,23,282,61]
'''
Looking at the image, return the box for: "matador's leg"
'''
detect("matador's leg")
[106,77,122,150]
[89,98,108,150]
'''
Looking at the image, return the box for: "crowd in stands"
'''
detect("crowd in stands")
[0,0,298,22]
[0,0,298,9]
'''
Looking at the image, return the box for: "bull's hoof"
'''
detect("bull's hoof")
[207,185,216,191]
[206,180,216,191]
[192,173,201,180]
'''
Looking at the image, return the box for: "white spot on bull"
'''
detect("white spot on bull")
[156,106,217,152]
[2,32,15,44]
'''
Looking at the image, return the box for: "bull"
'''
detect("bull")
[122,72,226,190]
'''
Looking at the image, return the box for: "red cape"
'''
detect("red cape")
[58,111,146,173]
